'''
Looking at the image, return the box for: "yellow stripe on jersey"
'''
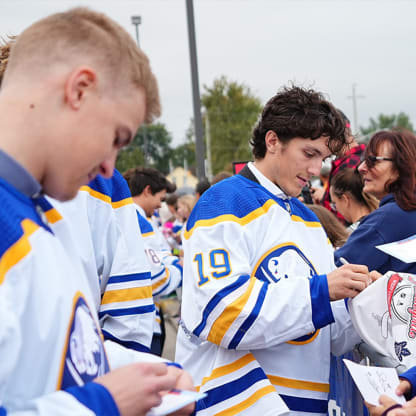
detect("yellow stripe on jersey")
[287,329,320,345]
[267,374,329,393]
[101,286,152,305]
[44,208,63,224]
[207,277,256,345]
[214,385,277,416]
[142,231,156,238]
[184,199,277,240]
[291,215,322,228]
[152,268,170,292]
[0,219,39,285]
[199,353,256,388]
[79,186,133,209]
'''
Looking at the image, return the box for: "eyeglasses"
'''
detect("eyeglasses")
[356,155,394,170]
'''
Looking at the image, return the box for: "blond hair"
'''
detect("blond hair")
[178,195,196,213]
[2,8,160,122]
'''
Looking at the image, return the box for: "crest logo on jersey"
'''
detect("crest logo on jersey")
[59,295,109,389]
[253,243,319,343]
[254,244,317,283]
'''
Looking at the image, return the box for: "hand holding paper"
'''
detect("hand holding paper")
[343,359,406,406]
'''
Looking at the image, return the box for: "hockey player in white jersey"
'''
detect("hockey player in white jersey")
[0,8,194,416]
[176,86,372,416]
[124,167,183,356]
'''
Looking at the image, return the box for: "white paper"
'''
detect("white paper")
[146,390,207,416]
[376,234,416,263]
[343,359,406,406]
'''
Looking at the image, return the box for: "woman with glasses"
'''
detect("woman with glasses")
[334,129,416,274]
[330,168,379,232]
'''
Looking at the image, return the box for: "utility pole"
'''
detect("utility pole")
[186,0,205,180]
[131,15,148,166]
[205,112,213,181]
[347,84,365,135]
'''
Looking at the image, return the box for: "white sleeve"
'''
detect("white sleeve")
[98,202,155,352]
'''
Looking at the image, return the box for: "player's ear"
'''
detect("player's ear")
[64,66,97,110]
[265,130,280,154]
[143,185,153,196]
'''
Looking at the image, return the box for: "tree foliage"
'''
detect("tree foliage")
[202,76,262,174]
[360,112,414,140]
[115,122,173,174]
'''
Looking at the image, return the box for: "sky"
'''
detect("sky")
[1,0,415,146]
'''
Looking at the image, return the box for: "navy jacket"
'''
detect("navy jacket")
[334,194,416,274]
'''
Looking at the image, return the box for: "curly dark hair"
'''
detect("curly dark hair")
[123,167,173,196]
[250,86,347,159]
[366,129,416,211]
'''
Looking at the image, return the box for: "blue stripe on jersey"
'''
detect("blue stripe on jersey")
[88,169,131,203]
[199,367,267,409]
[151,268,166,281]
[153,279,171,297]
[228,280,268,349]
[0,407,6,415]
[107,271,151,284]
[309,274,334,330]
[136,211,154,234]
[0,179,52,257]
[98,304,155,319]
[193,274,251,337]
[66,382,120,416]
[280,394,328,413]
[102,329,150,353]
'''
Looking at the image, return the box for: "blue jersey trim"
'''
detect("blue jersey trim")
[88,169,131,203]
[186,174,321,234]
[66,382,120,416]
[137,211,154,234]
[280,394,328,413]
[166,362,183,370]
[309,274,334,329]
[172,259,183,276]
[228,280,268,349]
[151,268,166,281]
[199,367,267,408]
[101,329,150,353]
[193,274,251,337]
[400,366,416,398]
[99,304,155,319]
[107,272,151,284]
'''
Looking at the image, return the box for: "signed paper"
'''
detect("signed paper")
[343,359,406,406]
[146,390,207,416]
[376,234,416,263]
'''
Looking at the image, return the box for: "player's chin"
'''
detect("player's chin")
[48,184,80,202]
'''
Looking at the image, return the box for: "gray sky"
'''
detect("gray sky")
[1,0,415,146]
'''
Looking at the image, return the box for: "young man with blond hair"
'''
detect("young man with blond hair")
[0,8,193,416]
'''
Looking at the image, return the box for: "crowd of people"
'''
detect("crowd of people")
[1,6,416,416]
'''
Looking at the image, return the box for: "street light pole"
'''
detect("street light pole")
[185,0,206,181]
[131,15,149,166]
[131,15,141,47]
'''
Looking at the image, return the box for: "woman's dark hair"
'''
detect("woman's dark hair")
[307,204,349,248]
[366,129,416,210]
[331,168,379,213]
[250,86,347,159]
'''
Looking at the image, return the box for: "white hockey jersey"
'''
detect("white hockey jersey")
[135,204,182,335]
[0,178,118,414]
[50,170,155,352]
[176,169,360,416]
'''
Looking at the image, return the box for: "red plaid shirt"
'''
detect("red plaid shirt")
[320,144,366,224]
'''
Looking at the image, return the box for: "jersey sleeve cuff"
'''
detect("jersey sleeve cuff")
[309,274,334,329]
[400,367,416,398]
[65,381,120,416]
